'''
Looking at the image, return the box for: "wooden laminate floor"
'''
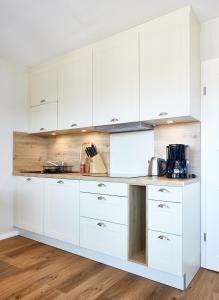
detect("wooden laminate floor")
[0,236,218,300]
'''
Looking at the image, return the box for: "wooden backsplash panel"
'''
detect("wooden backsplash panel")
[13,131,110,172]
[46,132,110,171]
[154,122,201,176]
[13,132,48,172]
[14,122,200,176]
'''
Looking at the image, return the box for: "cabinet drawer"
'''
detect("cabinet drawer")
[148,200,182,235]
[148,185,182,203]
[148,230,182,275]
[80,217,128,259]
[29,102,58,133]
[80,180,128,196]
[80,193,128,225]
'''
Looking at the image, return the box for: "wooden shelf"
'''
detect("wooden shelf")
[129,249,147,265]
[128,185,147,266]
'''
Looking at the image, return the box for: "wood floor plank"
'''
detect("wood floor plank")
[3,278,65,300]
[0,260,20,279]
[64,266,127,299]
[48,259,105,293]
[0,236,36,254]
[94,273,159,300]
[0,236,218,300]
[1,243,64,269]
[0,250,80,298]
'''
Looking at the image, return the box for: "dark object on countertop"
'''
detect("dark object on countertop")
[191,174,197,178]
[85,145,98,157]
[42,165,73,173]
[148,157,166,177]
[20,170,78,174]
[166,144,189,179]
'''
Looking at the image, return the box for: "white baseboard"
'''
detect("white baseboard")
[0,230,19,241]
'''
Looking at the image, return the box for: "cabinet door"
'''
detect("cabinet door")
[30,68,58,107]
[58,47,92,130]
[29,102,57,133]
[202,60,219,271]
[93,30,139,126]
[148,230,182,275]
[80,217,128,259]
[44,179,79,245]
[140,20,188,121]
[14,177,44,234]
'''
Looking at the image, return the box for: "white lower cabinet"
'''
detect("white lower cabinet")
[148,200,182,235]
[148,230,182,275]
[79,180,128,259]
[147,183,200,284]
[80,192,128,225]
[80,180,128,197]
[80,217,128,259]
[14,177,44,234]
[44,179,79,245]
[147,185,182,203]
[14,176,200,288]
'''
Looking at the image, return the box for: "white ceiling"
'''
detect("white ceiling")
[0,0,219,66]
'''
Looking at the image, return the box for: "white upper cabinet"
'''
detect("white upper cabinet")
[29,102,58,133]
[28,6,200,131]
[139,7,200,123]
[93,30,139,126]
[58,47,92,129]
[30,66,58,107]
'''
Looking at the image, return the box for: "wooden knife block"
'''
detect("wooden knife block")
[90,154,107,174]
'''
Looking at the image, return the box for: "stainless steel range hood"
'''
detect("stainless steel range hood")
[95,121,153,133]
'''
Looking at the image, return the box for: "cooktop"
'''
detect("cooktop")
[83,173,146,178]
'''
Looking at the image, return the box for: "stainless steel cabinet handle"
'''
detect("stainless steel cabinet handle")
[57,180,64,184]
[158,235,170,241]
[158,112,168,117]
[97,222,106,227]
[70,123,77,127]
[97,183,106,187]
[97,196,106,201]
[40,128,45,131]
[158,203,169,209]
[26,178,31,181]
[158,188,170,193]
[110,118,119,122]
[41,99,46,103]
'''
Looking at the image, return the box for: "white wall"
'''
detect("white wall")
[110,131,154,176]
[0,58,28,234]
[201,17,219,61]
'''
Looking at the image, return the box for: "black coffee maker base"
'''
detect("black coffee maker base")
[166,173,189,179]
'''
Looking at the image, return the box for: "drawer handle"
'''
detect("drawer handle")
[110,118,119,122]
[26,177,31,181]
[158,235,170,241]
[97,196,106,201]
[97,222,106,228]
[158,112,168,117]
[41,99,46,103]
[97,183,106,187]
[70,123,77,127]
[57,180,64,184]
[40,128,45,131]
[158,204,169,209]
[158,188,170,193]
